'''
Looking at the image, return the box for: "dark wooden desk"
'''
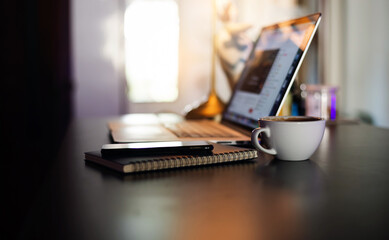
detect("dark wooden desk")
[18,118,389,240]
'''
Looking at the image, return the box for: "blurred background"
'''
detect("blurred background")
[69,0,389,126]
[2,0,389,235]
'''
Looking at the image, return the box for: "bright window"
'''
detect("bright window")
[124,0,179,103]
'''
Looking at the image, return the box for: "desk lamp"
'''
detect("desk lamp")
[185,0,251,119]
[185,0,225,119]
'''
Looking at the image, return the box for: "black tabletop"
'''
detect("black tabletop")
[16,118,389,240]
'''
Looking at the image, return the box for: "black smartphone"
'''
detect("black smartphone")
[101,141,214,156]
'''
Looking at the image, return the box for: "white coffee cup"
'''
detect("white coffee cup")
[251,116,326,161]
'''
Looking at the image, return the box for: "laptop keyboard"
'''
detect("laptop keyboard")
[164,121,241,138]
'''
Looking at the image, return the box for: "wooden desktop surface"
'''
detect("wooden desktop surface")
[19,117,389,240]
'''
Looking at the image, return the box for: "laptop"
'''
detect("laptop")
[108,13,321,144]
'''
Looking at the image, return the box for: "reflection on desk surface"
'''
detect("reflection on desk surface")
[83,154,325,240]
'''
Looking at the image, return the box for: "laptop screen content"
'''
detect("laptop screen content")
[223,13,321,129]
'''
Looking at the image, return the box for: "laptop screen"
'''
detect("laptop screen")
[223,13,321,129]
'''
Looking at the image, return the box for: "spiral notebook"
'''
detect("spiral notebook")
[84,143,257,173]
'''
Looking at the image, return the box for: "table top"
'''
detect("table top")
[19,117,389,240]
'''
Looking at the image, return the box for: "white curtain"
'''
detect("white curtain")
[320,0,389,127]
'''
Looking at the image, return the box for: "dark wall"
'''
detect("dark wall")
[2,0,72,237]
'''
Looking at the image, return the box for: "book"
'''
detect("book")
[84,143,257,173]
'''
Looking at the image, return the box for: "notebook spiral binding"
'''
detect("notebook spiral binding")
[124,150,257,173]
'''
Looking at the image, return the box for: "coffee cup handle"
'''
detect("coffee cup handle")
[251,127,277,155]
